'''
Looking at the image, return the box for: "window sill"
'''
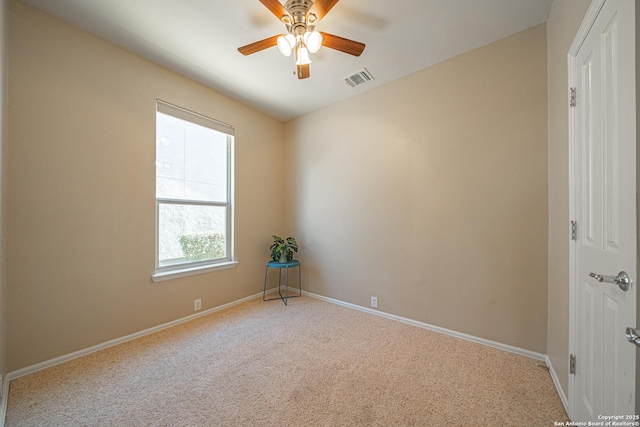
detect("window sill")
[152,260,238,283]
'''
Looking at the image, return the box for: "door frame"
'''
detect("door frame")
[568,0,637,419]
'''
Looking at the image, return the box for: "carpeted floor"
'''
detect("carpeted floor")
[5,295,568,426]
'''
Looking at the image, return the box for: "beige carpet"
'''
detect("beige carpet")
[6,295,568,426]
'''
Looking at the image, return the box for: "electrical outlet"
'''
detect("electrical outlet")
[194,298,202,311]
[371,296,378,308]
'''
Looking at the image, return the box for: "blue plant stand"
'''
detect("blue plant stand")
[263,260,301,305]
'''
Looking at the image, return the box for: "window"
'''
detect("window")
[154,101,234,280]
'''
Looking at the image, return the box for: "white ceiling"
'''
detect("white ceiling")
[20,0,553,122]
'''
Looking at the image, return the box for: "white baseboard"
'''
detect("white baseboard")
[545,355,569,415]
[301,290,546,361]
[6,289,276,382]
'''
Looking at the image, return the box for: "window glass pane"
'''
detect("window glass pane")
[156,112,227,203]
[158,203,227,267]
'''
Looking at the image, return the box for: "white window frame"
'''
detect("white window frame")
[152,100,236,282]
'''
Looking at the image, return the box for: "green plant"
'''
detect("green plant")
[179,232,225,261]
[270,235,298,262]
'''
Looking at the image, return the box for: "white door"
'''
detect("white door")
[570,0,636,421]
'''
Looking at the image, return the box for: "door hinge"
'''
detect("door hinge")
[569,87,577,107]
[571,220,577,241]
[570,354,576,375]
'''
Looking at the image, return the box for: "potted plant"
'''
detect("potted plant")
[270,235,298,263]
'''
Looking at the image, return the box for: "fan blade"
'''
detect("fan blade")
[308,0,339,21]
[238,35,280,56]
[320,32,365,56]
[297,64,310,79]
[259,0,289,21]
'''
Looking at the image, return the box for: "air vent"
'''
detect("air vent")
[343,68,374,88]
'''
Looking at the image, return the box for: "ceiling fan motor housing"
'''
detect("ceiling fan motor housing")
[283,0,316,36]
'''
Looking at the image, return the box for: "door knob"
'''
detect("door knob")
[588,271,631,291]
[626,327,640,347]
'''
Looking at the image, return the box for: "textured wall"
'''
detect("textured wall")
[546,0,590,398]
[7,0,284,371]
[285,24,548,353]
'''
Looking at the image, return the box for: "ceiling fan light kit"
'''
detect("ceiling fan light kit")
[303,30,323,53]
[277,34,296,56]
[239,0,366,79]
[295,46,312,65]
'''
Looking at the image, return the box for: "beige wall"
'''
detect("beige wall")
[546,0,590,398]
[284,24,548,353]
[0,0,7,381]
[7,0,285,372]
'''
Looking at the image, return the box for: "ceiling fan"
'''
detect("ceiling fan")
[238,0,366,79]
